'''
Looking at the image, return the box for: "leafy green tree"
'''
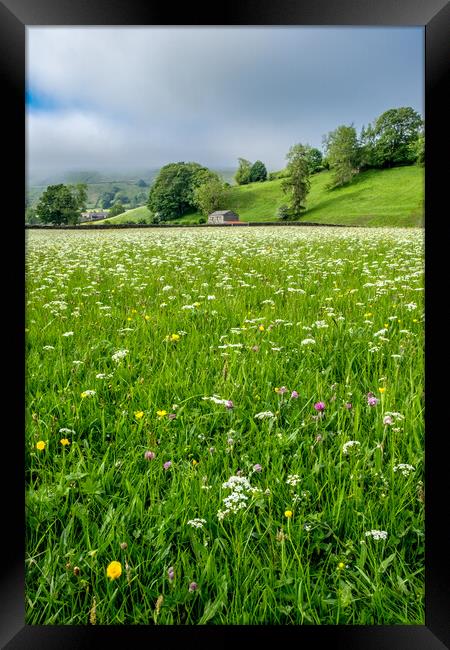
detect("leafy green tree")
[323,125,360,188]
[36,183,87,225]
[100,191,115,209]
[108,202,125,217]
[193,179,230,216]
[281,144,311,217]
[147,162,219,221]
[411,132,425,166]
[234,158,252,185]
[114,192,129,204]
[305,147,323,174]
[136,179,148,187]
[74,183,88,208]
[359,123,377,169]
[25,206,40,224]
[249,160,267,182]
[362,107,423,168]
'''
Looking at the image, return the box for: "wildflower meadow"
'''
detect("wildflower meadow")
[25,226,424,625]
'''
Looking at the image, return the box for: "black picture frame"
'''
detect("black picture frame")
[2,0,449,647]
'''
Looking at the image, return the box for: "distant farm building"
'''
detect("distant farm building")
[80,211,109,223]
[207,210,242,225]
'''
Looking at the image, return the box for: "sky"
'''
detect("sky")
[26,26,424,181]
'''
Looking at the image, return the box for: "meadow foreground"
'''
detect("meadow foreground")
[25,226,424,625]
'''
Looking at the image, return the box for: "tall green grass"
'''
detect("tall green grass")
[25,227,424,624]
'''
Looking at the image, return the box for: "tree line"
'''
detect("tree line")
[28,106,423,225]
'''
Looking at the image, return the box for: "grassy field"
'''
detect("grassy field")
[25,227,424,625]
[100,166,423,227]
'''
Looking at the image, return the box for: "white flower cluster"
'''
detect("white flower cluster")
[286,474,301,487]
[112,349,128,363]
[217,475,253,520]
[384,411,405,422]
[254,411,276,420]
[301,338,316,345]
[59,428,75,434]
[393,463,415,477]
[342,440,361,455]
[187,518,207,529]
[203,395,231,406]
[364,529,388,540]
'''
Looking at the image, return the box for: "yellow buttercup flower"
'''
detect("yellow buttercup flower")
[36,440,46,451]
[284,510,293,519]
[258,325,265,332]
[192,459,198,466]
[134,411,144,420]
[60,438,70,446]
[170,333,180,342]
[193,302,201,307]
[338,562,345,571]
[378,387,386,394]
[157,410,167,418]
[106,561,122,580]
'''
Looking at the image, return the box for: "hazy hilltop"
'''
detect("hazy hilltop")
[26,167,237,209]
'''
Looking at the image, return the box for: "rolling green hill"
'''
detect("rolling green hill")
[100,166,423,227]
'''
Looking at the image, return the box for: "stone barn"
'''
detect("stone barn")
[207,210,241,225]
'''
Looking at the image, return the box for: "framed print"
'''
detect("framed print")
[1,0,449,647]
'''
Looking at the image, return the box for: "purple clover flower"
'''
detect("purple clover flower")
[225,400,234,410]
[144,450,156,460]
[163,461,172,470]
[291,390,299,399]
[253,464,262,472]
[189,582,198,592]
[345,402,353,410]
[168,566,174,582]
[314,402,326,412]
[368,397,379,406]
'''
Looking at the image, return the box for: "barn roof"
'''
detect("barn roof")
[209,210,237,216]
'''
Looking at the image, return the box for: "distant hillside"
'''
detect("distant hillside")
[26,167,236,210]
[27,180,155,211]
[101,166,423,227]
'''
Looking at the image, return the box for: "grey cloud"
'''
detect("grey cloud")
[26,27,424,176]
